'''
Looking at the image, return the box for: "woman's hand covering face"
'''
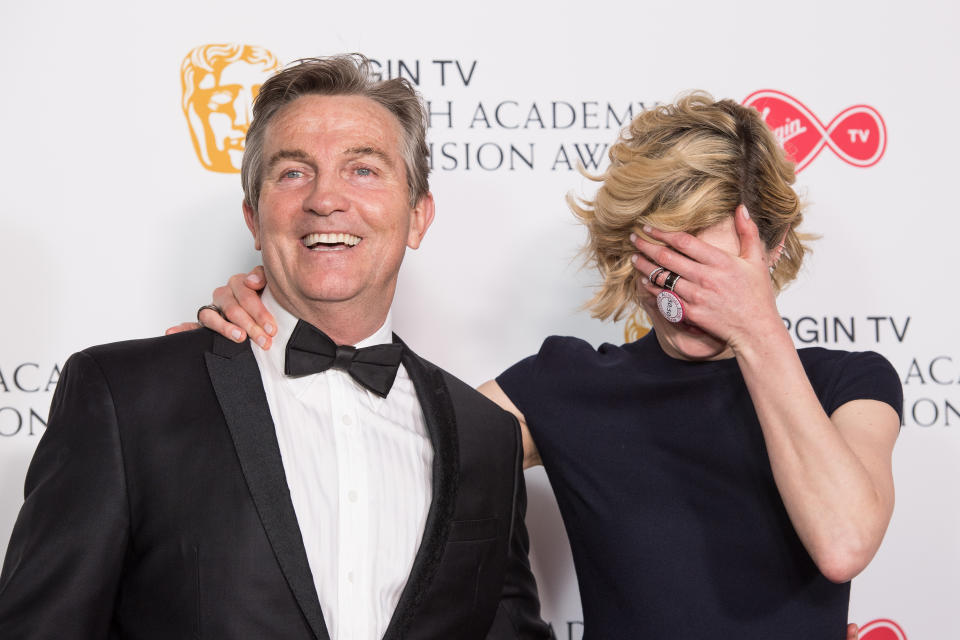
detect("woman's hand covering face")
[630,205,784,356]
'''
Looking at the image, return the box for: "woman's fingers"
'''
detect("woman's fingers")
[165,322,202,335]
[631,251,696,302]
[242,265,268,292]
[212,272,274,349]
[168,265,275,348]
[640,225,728,266]
[631,233,708,286]
[228,269,276,337]
[198,305,246,343]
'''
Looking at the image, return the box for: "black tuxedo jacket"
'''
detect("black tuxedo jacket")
[0,329,552,639]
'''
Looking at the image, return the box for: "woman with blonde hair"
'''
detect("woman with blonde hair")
[192,93,899,638]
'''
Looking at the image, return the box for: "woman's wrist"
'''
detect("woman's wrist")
[728,311,793,364]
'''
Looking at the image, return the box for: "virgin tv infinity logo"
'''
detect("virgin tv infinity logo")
[742,90,887,172]
[859,618,908,640]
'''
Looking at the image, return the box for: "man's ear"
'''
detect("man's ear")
[406,192,436,250]
[243,201,262,251]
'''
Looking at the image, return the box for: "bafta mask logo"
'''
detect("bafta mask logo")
[181,44,280,173]
[624,309,652,342]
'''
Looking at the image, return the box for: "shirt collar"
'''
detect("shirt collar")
[259,286,395,380]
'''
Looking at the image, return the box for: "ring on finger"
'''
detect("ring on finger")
[656,269,674,287]
[656,290,684,323]
[663,272,681,292]
[197,304,227,327]
[648,266,665,285]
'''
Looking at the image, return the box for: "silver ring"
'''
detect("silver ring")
[663,272,681,292]
[649,266,665,285]
[197,304,227,327]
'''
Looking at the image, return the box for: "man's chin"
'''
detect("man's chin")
[298,281,373,307]
[266,278,359,313]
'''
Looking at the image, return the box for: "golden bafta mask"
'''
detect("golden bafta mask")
[181,44,280,173]
[624,308,652,342]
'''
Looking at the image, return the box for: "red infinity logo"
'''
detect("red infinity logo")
[859,618,908,640]
[742,90,887,172]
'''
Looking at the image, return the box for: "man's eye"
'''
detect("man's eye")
[354,167,374,176]
[282,169,304,179]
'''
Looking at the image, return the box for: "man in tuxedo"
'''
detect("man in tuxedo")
[0,54,551,640]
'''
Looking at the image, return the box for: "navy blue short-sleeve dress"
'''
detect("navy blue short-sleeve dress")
[497,332,902,640]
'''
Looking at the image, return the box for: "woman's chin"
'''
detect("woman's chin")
[661,322,732,361]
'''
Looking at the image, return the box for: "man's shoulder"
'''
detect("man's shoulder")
[405,350,517,428]
[79,328,230,375]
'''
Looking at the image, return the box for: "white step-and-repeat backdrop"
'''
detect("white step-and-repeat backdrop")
[1,2,956,637]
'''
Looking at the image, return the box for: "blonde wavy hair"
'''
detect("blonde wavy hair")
[570,92,810,321]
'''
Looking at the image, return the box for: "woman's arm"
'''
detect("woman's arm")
[477,380,542,470]
[632,206,899,583]
[734,328,898,583]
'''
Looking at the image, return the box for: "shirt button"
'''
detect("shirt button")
[348,490,358,502]
[348,571,355,583]
[342,414,352,426]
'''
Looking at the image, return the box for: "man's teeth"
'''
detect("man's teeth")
[302,232,361,248]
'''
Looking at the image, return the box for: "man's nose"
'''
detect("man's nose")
[304,173,350,216]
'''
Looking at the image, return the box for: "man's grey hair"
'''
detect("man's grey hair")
[241,53,430,211]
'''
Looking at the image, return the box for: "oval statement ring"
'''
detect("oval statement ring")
[656,290,684,323]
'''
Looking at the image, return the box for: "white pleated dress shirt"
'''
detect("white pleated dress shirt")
[251,288,434,640]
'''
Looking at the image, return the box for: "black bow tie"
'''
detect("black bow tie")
[284,320,404,398]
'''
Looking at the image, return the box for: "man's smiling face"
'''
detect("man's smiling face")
[243,93,434,319]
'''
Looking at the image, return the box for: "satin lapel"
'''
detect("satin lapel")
[381,338,460,640]
[204,333,331,640]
